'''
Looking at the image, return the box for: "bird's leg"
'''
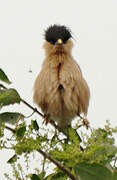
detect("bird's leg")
[78,114,90,129]
[43,113,50,125]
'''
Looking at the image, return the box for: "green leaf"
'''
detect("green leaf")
[85,144,117,165]
[31,174,41,180]
[33,120,39,131]
[7,154,17,164]
[112,171,117,180]
[0,68,11,84]
[45,171,66,180]
[16,126,26,138]
[74,162,112,180]
[37,172,45,179]
[68,127,82,142]
[0,112,24,125]
[0,123,4,137]
[0,88,20,107]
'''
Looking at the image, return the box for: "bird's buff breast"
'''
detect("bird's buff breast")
[34,58,80,127]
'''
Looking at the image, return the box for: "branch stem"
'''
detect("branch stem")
[5,125,16,133]
[38,149,78,180]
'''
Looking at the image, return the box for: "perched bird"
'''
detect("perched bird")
[33,25,90,130]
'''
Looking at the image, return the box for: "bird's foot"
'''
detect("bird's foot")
[43,113,50,125]
[82,117,89,129]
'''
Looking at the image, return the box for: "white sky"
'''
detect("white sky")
[0,0,117,179]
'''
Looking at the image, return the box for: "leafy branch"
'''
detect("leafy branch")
[0,68,117,180]
[0,70,78,180]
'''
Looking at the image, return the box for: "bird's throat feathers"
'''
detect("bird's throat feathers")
[43,39,73,57]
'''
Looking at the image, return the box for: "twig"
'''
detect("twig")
[5,125,16,133]
[21,98,44,118]
[38,149,78,180]
[0,84,7,89]
[21,98,67,134]
[42,156,46,178]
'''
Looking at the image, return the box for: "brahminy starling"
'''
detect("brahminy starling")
[33,24,90,130]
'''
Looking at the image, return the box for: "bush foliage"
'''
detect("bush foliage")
[0,68,117,180]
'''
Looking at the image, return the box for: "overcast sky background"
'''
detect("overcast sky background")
[0,0,117,179]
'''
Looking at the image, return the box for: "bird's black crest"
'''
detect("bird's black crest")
[45,24,72,44]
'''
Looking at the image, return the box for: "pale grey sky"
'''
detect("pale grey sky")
[0,0,117,179]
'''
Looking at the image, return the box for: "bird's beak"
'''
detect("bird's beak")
[56,38,63,45]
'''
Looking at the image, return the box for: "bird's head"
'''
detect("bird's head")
[43,24,73,56]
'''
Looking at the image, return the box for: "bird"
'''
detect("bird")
[33,24,90,131]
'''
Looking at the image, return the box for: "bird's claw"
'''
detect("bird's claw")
[82,117,89,129]
[43,113,50,125]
